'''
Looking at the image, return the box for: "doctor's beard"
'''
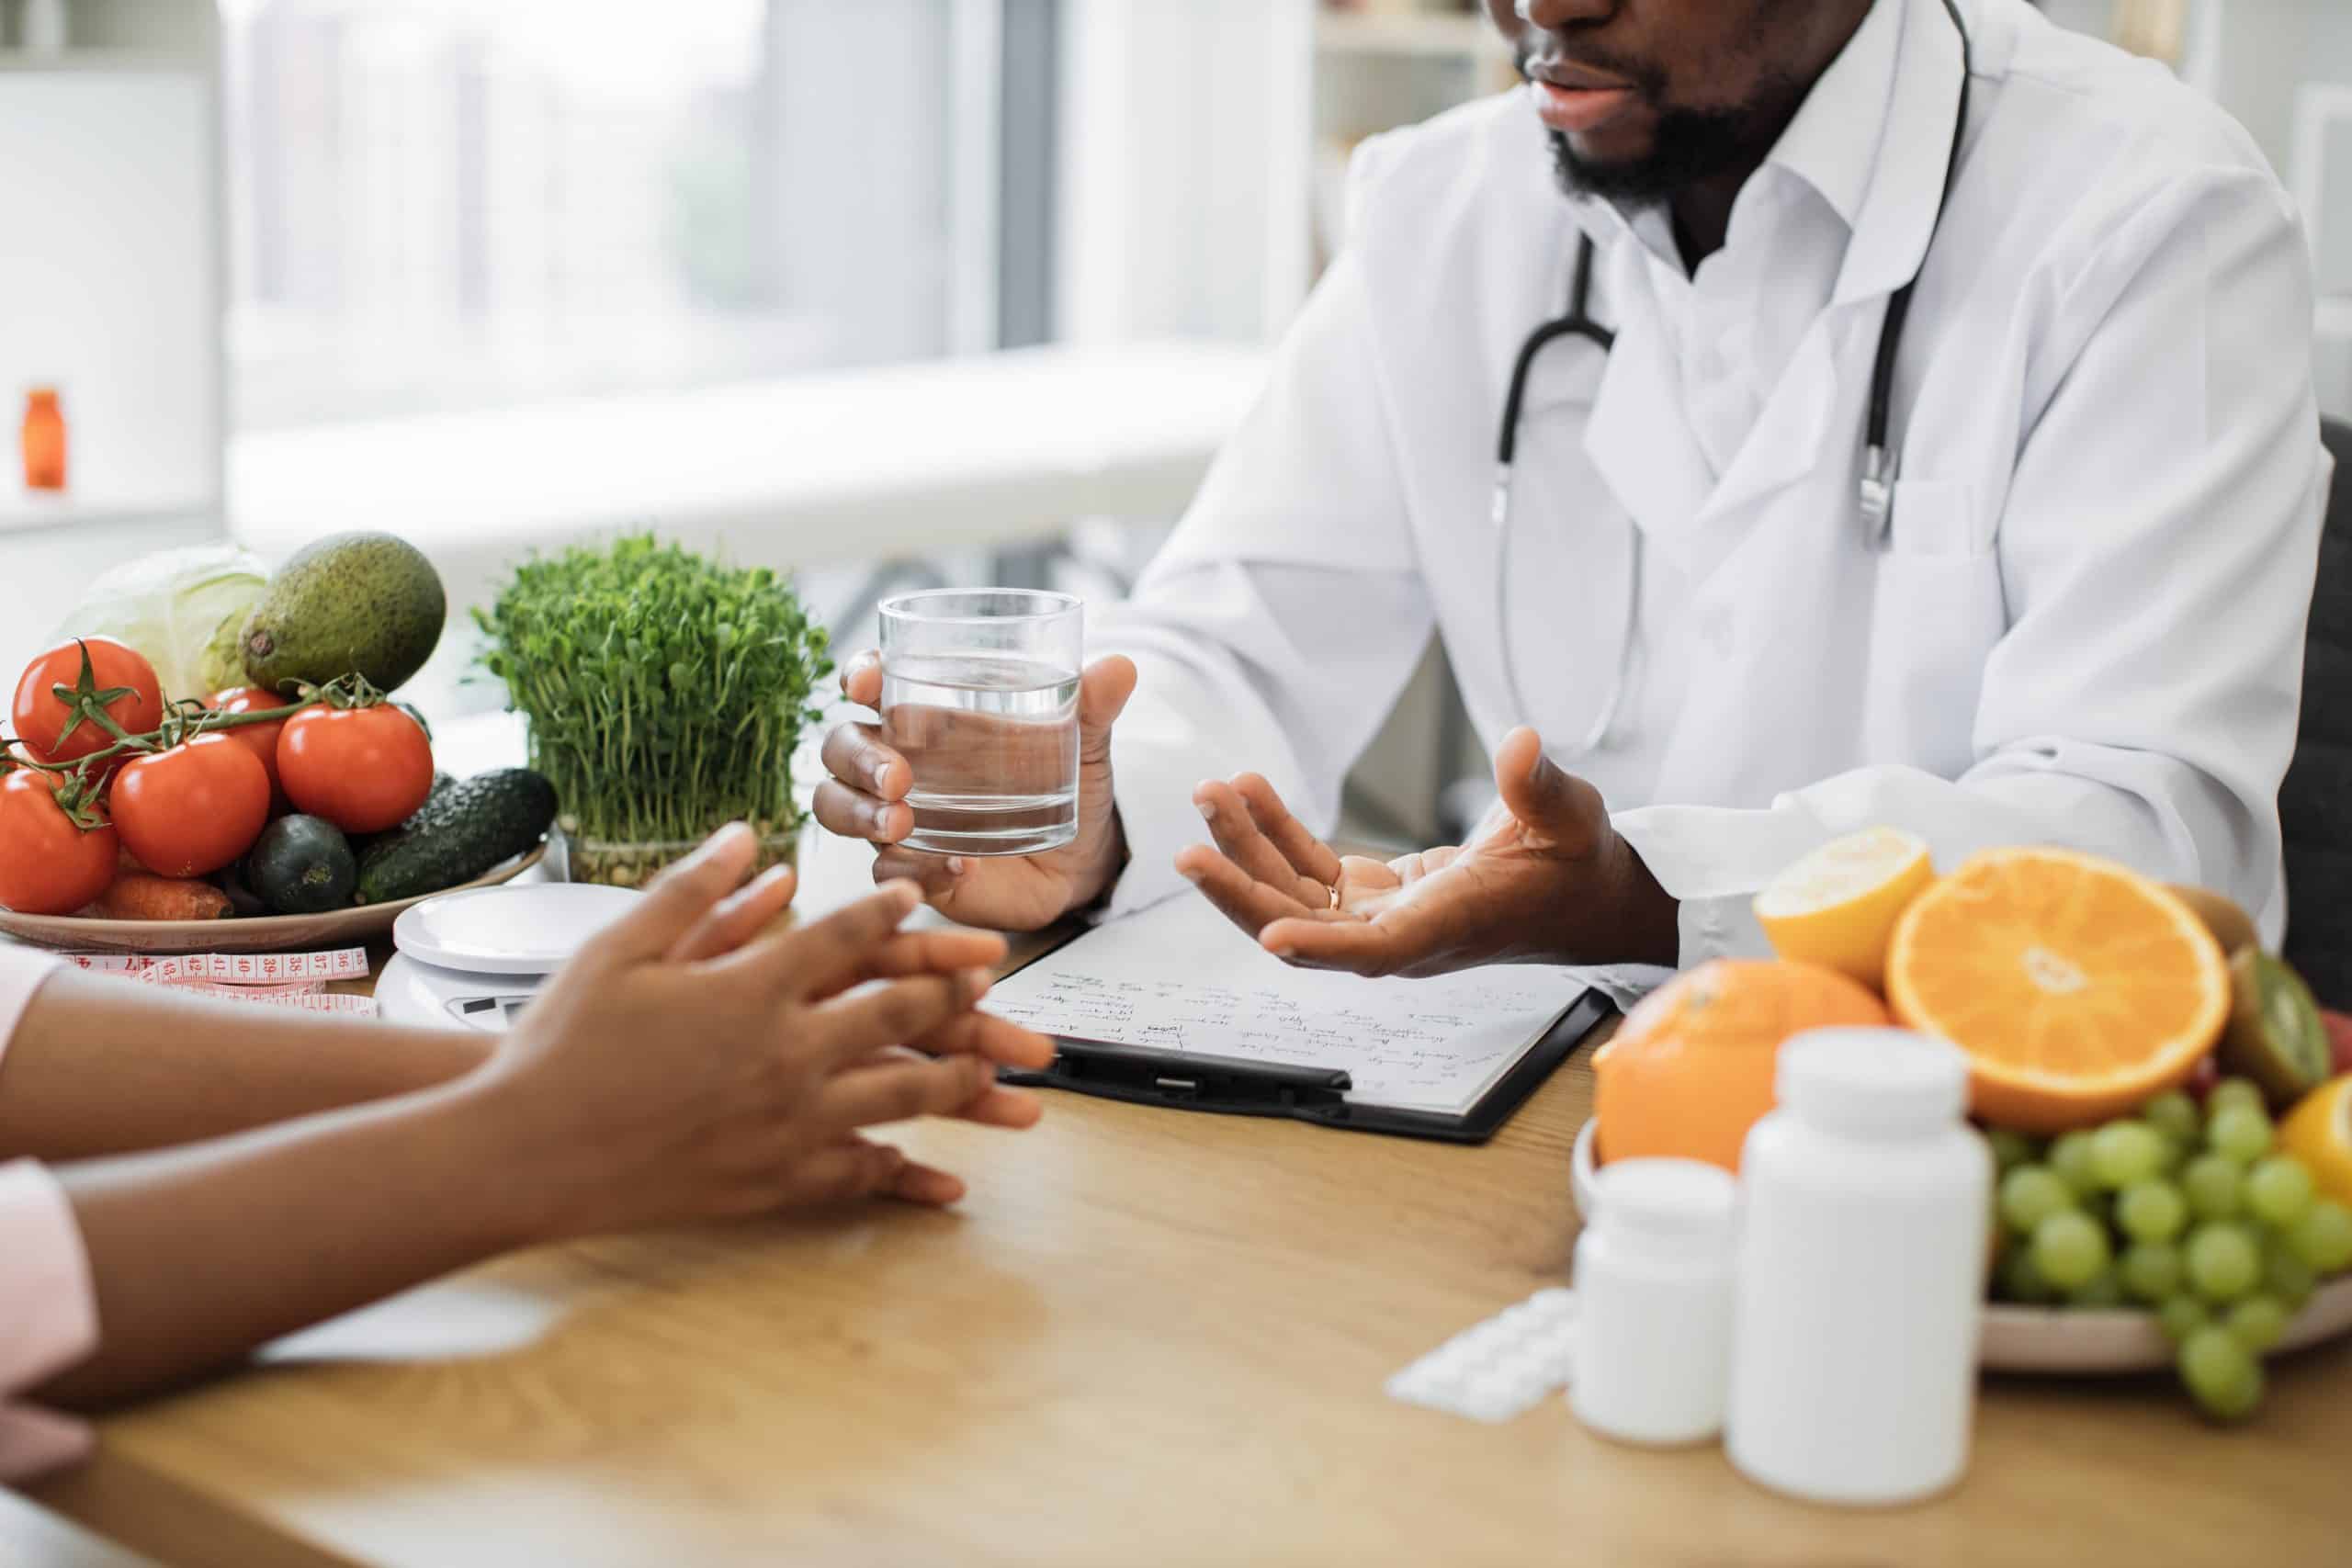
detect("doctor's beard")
[1517,32,1812,211]
[1543,87,1801,210]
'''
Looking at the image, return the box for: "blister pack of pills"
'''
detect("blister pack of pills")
[1384,1287,1577,1423]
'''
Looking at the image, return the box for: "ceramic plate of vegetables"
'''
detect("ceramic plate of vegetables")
[1,534,559,953]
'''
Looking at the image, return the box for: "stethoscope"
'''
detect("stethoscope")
[1492,0,1973,752]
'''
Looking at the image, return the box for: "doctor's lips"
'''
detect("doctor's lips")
[1526,58,1643,136]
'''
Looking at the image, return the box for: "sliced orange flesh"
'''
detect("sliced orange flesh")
[1884,846,2229,1133]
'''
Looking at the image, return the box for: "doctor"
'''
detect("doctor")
[817,0,2329,977]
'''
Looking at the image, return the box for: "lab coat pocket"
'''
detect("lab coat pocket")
[1865,480,2006,774]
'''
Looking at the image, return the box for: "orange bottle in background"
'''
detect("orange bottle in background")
[21,388,66,491]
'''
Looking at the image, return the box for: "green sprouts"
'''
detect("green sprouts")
[474,536,831,848]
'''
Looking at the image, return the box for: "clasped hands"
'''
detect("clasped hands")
[818,652,1678,976]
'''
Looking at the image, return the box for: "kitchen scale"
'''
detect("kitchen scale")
[378,882,641,1032]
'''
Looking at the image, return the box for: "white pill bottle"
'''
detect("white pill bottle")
[1569,1157,1737,1446]
[1725,1028,1992,1506]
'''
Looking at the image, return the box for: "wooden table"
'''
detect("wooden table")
[23,829,2352,1565]
[0,1490,154,1568]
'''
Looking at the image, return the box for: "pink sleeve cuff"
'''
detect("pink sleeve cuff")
[0,942,62,1072]
[0,1160,98,1480]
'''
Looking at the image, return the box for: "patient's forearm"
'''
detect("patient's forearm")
[40,1077,526,1406]
[0,970,489,1161]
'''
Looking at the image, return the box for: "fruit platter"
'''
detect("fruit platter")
[1574,829,2352,1423]
[1,536,559,954]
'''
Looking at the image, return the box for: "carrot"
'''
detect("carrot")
[87,874,233,922]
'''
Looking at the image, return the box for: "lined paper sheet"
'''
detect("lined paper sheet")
[984,893,1593,1116]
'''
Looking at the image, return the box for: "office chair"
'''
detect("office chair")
[2280,418,2352,1006]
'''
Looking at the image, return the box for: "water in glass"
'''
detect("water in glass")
[882,652,1080,855]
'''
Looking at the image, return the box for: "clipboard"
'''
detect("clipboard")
[997,988,1611,1144]
[987,894,1616,1145]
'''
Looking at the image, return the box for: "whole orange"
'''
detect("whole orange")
[1593,959,1891,1173]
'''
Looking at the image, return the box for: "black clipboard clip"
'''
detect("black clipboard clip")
[1016,1038,1351,1112]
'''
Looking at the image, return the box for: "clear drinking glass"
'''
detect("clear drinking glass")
[878,589,1083,857]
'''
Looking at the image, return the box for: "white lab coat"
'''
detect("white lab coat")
[1095,0,2330,971]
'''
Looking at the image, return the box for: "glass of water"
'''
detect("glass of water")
[878,589,1083,857]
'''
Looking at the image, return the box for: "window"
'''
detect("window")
[223,0,1039,430]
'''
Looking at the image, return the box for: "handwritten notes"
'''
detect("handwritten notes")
[985,894,1591,1116]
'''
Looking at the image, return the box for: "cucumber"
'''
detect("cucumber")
[354,768,557,905]
[248,815,358,914]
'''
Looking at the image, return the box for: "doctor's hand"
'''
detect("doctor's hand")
[1174,728,1679,978]
[814,651,1137,931]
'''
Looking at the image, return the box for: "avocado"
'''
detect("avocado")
[248,815,358,914]
[355,769,558,905]
[242,532,446,696]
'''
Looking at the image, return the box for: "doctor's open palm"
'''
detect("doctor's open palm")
[1176,728,1679,978]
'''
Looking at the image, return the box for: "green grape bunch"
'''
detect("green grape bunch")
[1984,1077,2352,1424]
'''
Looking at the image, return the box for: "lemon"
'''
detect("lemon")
[1754,827,1934,993]
[2280,1075,2352,1209]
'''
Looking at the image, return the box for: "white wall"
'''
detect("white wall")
[1056,0,1312,347]
[763,0,957,366]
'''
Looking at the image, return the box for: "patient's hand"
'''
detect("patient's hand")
[483,825,1056,1233]
[1174,728,1679,978]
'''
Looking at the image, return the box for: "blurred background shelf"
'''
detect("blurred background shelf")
[0,0,222,680]
[0,48,198,72]
[0,490,215,536]
[1314,9,1503,62]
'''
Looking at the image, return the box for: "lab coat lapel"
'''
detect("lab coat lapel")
[1583,260,1843,586]
[1681,318,1842,557]
[1834,0,1968,311]
[1580,264,1713,559]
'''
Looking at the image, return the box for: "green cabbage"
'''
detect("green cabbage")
[51,544,271,703]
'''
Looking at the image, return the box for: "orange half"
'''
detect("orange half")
[1884,846,2229,1133]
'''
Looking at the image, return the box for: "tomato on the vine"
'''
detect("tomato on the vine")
[0,768,119,915]
[11,637,164,777]
[208,686,294,806]
[110,733,271,878]
[277,704,434,833]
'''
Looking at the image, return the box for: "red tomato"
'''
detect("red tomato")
[208,686,293,806]
[0,768,119,914]
[277,705,433,833]
[11,637,164,776]
[110,734,271,878]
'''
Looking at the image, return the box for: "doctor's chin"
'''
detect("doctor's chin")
[3,0,2351,1562]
